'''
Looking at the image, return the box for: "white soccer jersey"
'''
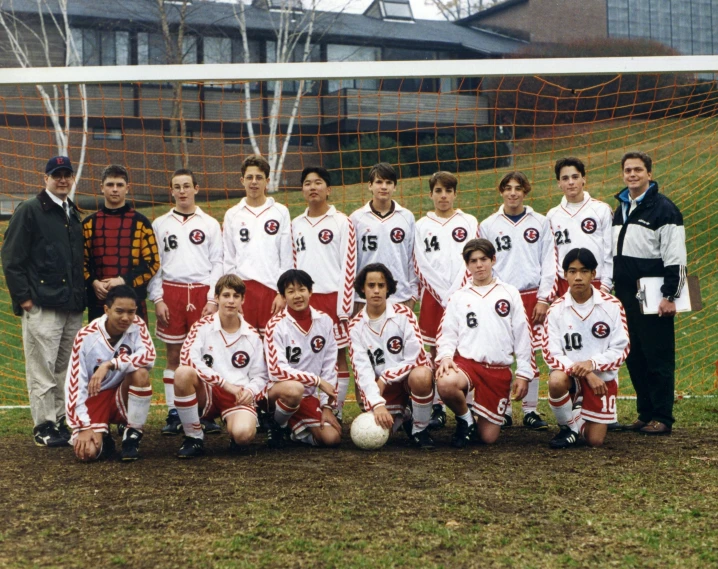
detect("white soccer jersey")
[180,314,268,395]
[292,206,356,319]
[223,197,293,291]
[348,303,430,410]
[479,205,557,301]
[148,207,223,303]
[414,210,478,307]
[65,315,156,431]
[542,288,630,383]
[545,192,614,291]
[436,279,535,381]
[350,201,418,303]
[264,308,339,408]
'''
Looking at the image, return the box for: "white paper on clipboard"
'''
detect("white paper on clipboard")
[636,277,693,314]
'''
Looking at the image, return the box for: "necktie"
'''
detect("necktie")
[63,201,70,219]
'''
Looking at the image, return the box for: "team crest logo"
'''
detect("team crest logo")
[452,227,468,242]
[189,229,205,245]
[264,220,280,235]
[524,228,539,243]
[495,299,511,317]
[592,322,611,338]
[387,336,403,354]
[581,218,597,234]
[311,335,326,353]
[202,354,214,368]
[115,344,132,357]
[231,351,250,368]
[318,229,334,244]
[390,228,405,243]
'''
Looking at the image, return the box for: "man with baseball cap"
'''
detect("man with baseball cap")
[2,156,86,447]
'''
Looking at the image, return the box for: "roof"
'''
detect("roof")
[457,0,529,26]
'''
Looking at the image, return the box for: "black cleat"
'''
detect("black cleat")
[549,426,580,449]
[117,423,125,437]
[33,421,69,447]
[120,428,143,461]
[178,436,205,458]
[451,417,475,449]
[256,407,271,433]
[410,428,435,450]
[201,418,222,435]
[266,421,288,449]
[161,409,183,436]
[98,433,116,460]
[606,421,624,432]
[56,416,72,442]
[501,414,513,430]
[229,439,248,454]
[522,411,549,430]
[428,404,447,431]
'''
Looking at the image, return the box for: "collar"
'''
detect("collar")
[172,205,205,219]
[615,181,659,205]
[99,314,135,343]
[561,191,591,209]
[300,204,336,220]
[44,189,67,208]
[239,197,274,210]
[361,302,398,323]
[283,306,323,323]
[563,286,604,309]
[426,209,461,222]
[369,200,396,218]
[498,204,534,216]
[211,312,250,336]
[102,203,132,215]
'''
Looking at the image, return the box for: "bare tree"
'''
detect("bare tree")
[429,0,498,21]
[0,0,88,200]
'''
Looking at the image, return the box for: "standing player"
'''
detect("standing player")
[436,239,534,447]
[292,167,356,419]
[173,274,268,458]
[263,269,341,448]
[479,172,556,430]
[223,155,292,335]
[148,169,223,436]
[413,171,478,429]
[348,263,435,449]
[65,286,155,461]
[543,248,630,448]
[546,157,613,297]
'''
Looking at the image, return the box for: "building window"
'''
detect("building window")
[70,28,130,66]
[163,128,194,143]
[93,128,123,141]
[327,44,380,92]
[138,32,197,65]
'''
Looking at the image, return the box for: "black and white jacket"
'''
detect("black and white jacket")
[612,181,687,298]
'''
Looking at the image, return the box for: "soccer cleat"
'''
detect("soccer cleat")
[256,406,271,433]
[501,414,513,429]
[410,428,436,450]
[33,421,69,448]
[229,439,248,454]
[117,423,125,437]
[161,409,183,436]
[98,433,116,460]
[451,417,475,449]
[266,421,288,449]
[522,411,549,430]
[177,436,205,459]
[427,404,447,431]
[201,418,222,435]
[549,426,580,449]
[606,421,624,432]
[56,416,72,442]
[120,428,143,461]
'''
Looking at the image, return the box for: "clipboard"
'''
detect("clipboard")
[636,276,702,314]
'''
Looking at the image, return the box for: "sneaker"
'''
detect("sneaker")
[549,426,580,449]
[428,404,447,431]
[522,411,548,430]
[120,428,143,461]
[229,439,248,454]
[117,424,125,437]
[410,428,436,450]
[161,409,183,436]
[501,414,513,430]
[256,407,271,433]
[56,416,71,442]
[451,417,476,449]
[98,433,115,460]
[178,436,205,459]
[33,421,68,447]
[266,421,288,449]
[606,421,624,432]
[201,418,222,435]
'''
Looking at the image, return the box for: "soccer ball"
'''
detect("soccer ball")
[350,412,390,450]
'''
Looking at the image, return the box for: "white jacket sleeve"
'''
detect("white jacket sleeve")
[319,330,339,408]
[207,219,224,302]
[246,334,269,396]
[538,217,558,303]
[65,334,92,431]
[348,321,386,410]
[279,208,294,274]
[147,218,164,303]
[599,204,614,292]
[589,300,631,373]
[111,319,156,374]
[337,219,357,320]
[222,211,237,275]
[436,294,460,362]
[379,308,428,384]
[510,288,536,381]
[541,304,574,374]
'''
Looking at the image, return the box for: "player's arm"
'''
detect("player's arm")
[348,324,385,410]
[509,289,534,400]
[318,329,339,409]
[541,304,575,374]
[147,218,170,325]
[435,295,461,376]
[180,322,230,389]
[121,216,160,289]
[65,333,93,431]
[337,218,357,320]
[0,203,33,307]
[599,205,614,293]
[222,211,237,275]
[404,214,419,302]
[658,205,687,308]
[379,308,428,385]
[536,217,558,316]
[264,317,322,387]
[243,335,269,405]
[112,319,157,373]
[273,206,292,312]
[589,300,631,373]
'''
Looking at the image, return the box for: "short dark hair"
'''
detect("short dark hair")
[562,248,598,273]
[498,171,531,195]
[368,162,397,184]
[554,157,586,180]
[215,274,246,297]
[105,285,137,307]
[171,168,198,188]
[462,238,496,264]
[241,154,270,178]
[429,171,457,193]
[301,167,331,187]
[621,151,653,173]
[354,263,397,299]
[101,164,129,184]
[277,269,314,296]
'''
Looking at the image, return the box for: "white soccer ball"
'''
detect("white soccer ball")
[350,411,390,450]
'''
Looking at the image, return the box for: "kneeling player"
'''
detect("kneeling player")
[173,274,268,458]
[65,286,155,462]
[263,269,341,448]
[436,239,534,447]
[543,248,630,449]
[348,263,435,449]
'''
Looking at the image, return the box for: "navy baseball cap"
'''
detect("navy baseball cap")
[45,156,74,175]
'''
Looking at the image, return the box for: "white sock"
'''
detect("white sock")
[571,407,585,434]
[336,371,350,413]
[432,390,445,409]
[522,377,540,414]
[410,391,434,433]
[175,394,203,439]
[126,385,152,431]
[274,399,299,428]
[163,369,176,411]
[549,393,573,427]
[504,399,514,417]
[458,410,474,425]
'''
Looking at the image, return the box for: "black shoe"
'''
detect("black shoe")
[266,421,288,449]
[98,433,116,460]
[33,421,68,447]
[451,417,476,449]
[428,404,447,431]
[117,424,125,437]
[229,439,248,454]
[120,428,143,461]
[549,426,580,449]
[410,428,435,450]
[178,436,205,459]
[522,411,548,430]
[606,421,624,432]
[161,409,183,436]
[201,418,222,435]
[402,418,413,439]
[56,416,72,442]
[256,407,271,433]
[501,414,513,430]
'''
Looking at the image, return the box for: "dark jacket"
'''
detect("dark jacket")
[1,190,86,316]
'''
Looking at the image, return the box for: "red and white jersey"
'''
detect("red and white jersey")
[545,192,614,291]
[414,210,478,307]
[264,308,338,408]
[292,206,356,320]
[348,303,430,410]
[180,313,268,395]
[479,205,557,302]
[222,197,293,291]
[148,207,223,303]
[350,201,418,303]
[542,287,630,383]
[436,279,535,381]
[65,315,156,431]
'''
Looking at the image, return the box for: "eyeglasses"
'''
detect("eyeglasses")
[50,172,74,181]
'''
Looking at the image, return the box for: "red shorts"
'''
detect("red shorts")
[287,395,324,436]
[156,282,211,343]
[419,290,444,347]
[520,288,544,350]
[572,376,618,424]
[454,354,512,425]
[200,382,257,422]
[72,386,127,441]
[556,278,602,298]
[309,292,350,348]
[243,280,277,333]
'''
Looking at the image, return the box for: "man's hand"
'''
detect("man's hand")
[104,277,125,290]
[436,358,459,379]
[658,298,677,317]
[75,429,103,461]
[92,279,109,300]
[223,382,243,401]
[201,301,218,317]
[585,372,607,396]
[511,378,529,401]
[532,301,549,325]
[235,387,254,407]
[271,294,286,315]
[570,360,594,378]
[20,299,34,312]
[155,301,170,328]
[321,407,342,432]
[373,405,394,430]
[317,379,337,407]
[89,361,112,397]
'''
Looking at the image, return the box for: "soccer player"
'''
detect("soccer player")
[292,167,356,419]
[350,163,418,310]
[543,248,630,448]
[83,164,160,323]
[65,286,155,462]
[435,238,535,447]
[478,172,556,430]
[546,157,613,297]
[173,274,268,458]
[263,269,341,448]
[148,169,223,436]
[223,155,292,335]
[348,263,435,449]
[413,171,478,429]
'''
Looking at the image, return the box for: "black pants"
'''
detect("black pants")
[615,285,675,427]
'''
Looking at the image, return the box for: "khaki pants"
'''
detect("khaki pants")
[21,306,83,427]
